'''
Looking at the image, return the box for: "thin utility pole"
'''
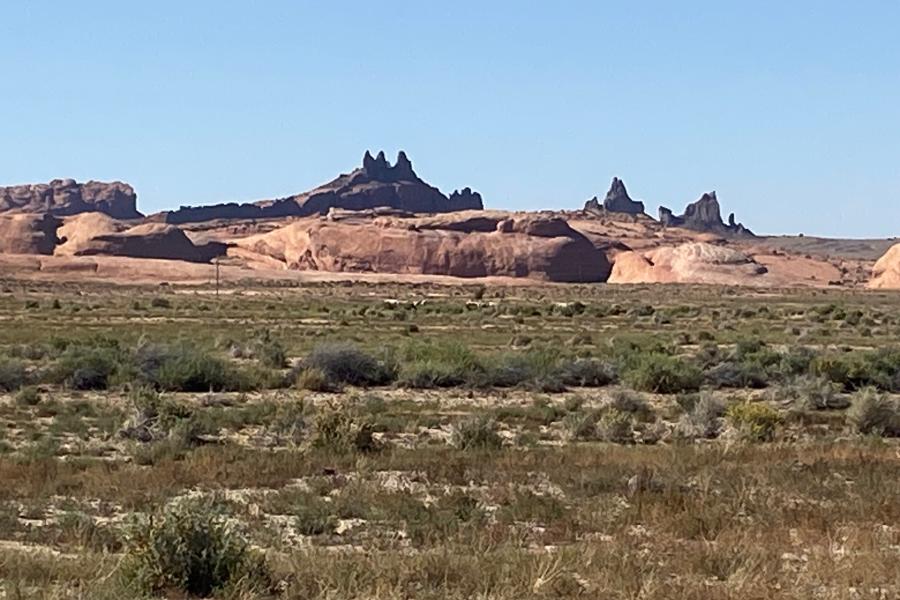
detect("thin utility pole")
[215,258,220,298]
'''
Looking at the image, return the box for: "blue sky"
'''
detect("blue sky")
[1,1,898,237]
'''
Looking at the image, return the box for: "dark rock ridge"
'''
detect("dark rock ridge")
[584,177,645,215]
[161,151,484,224]
[659,192,753,236]
[0,179,142,220]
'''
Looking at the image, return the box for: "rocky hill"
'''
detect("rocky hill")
[659,192,752,236]
[0,179,142,220]
[159,151,483,224]
[584,178,645,215]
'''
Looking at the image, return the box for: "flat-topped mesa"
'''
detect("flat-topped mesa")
[0,179,142,220]
[162,150,484,224]
[659,191,753,236]
[584,177,645,215]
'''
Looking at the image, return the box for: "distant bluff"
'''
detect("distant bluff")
[0,179,142,220]
[659,192,752,236]
[584,177,645,215]
[159,151,484,224]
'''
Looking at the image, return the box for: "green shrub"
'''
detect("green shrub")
[310,405,378,454]
[152,344,236,392]
[396,340,481,388]
[122,499,271,597]
[450,414,503,450]
[54,345,124,390]
[596,409,634,444]
[0,358,27,392]
[253,329,287,369]
[305,343,395,387]
[623,353,701,394]
[725,402,781,442]
[848,387,900,436]
[14,385,41,406]
[811,348,900,392]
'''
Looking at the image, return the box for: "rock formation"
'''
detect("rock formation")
[868,243,900,289]
[0,214,61,254]
[70,222,226,263]
[0,180,142,219]
[232,211,610,282]
[658,192,752,236]
[160,151,484,224]
[609,242,768,285]
[585,178,645,215]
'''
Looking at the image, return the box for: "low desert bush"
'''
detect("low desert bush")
[53,345,124,390]
[596,409,634,443]
[295,366,338,392]
[557,357,617,387]
[395,340,480,388]
[304,342,395,387]
[14,385,41,406]
[310,404,378,453]
[121,499,271,597]
[622,353,702,394]
[0,358,27,392]
[847,387,900,436]
[674,394,726,440]
[725,402,781,442]
[779,376,848,411]
[450,414,503,450]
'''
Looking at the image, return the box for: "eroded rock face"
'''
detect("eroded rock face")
[73,223,226,263]
[161,151,484,224]
[609,242,767,285]
[233,211,610,282]
[0,214,61,254]
[0,180,142,219]
[53,213,225,263]
[869,243,900,289]
[658,192,752,236]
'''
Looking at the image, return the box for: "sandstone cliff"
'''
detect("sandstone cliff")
[868,243,900,289]
[231,211,609,283]
[0,214,61,255]
[0,179,142,219]
[609,242,768,285]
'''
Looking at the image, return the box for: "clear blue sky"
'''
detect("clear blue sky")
[2,1,898,237]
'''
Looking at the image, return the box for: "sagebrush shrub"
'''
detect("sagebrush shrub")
[0,358,27,392]
[122,499,271,597]
[450,414,503,450]
[848,387,900,436]
[623,353,701,394]
[305,343,394,387]
[674,394,725,440]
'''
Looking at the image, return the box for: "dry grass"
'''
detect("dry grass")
[1,281,900,598]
